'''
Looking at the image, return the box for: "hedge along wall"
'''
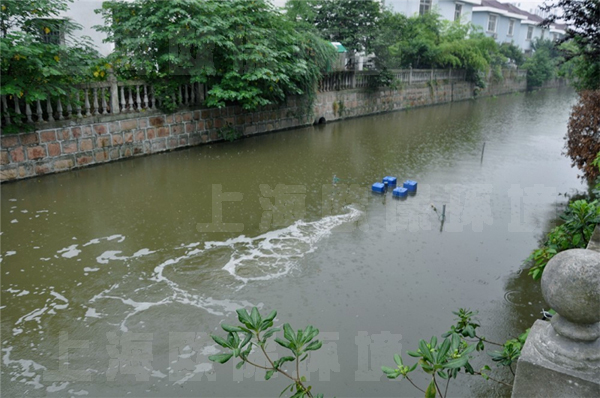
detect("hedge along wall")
[1,74,564,183]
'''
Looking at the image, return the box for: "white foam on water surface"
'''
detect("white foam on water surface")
[68,389,89,396]
[57,245,81,259]
[2,346,46,390]
[47,381,69,393]
[154,206,362,285]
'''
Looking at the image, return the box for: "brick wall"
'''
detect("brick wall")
[1,75,559,183]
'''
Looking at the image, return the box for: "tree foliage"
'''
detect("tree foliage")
[523,39,557,89]
[285,0,382,54]
[0,0,100,133]
[97,0,336,111]
[541,0,600,90]
[566,90,600,182]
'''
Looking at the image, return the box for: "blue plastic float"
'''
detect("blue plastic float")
[403,180,418,192]
[383,176,397,186]
[392,187,408,198]
[371,182,386,193]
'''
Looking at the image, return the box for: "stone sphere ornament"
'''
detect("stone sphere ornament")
[541,249,600,341]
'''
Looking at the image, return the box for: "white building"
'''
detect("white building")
[385,0,482,22]
[59,0,113,55]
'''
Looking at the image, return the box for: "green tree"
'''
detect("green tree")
[0,0,100,133]
[97,0,335,111]
[285,0,382,54]
[523,39,556,89]
[541,0,600,90]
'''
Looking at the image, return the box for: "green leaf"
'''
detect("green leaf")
[425,379,437,398]
[222,323,244,333]
[236,308,253,328]
[275,338,292,349]
[394,354,403,366]
[283,323,295,342]
[263,327,280,339]
[443,356,468,369]
[211,335,231,348]
[407,350,421,358]
[236,361,244,369]
[250,307,261,329]
[419,340,434,363]
[305,340,322,352]
[208,353,233,364]
[265,369,275,380]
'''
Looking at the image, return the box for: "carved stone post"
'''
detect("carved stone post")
[108,68,120,115]
[512,248,600,397]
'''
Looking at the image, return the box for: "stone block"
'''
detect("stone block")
[124,132,133,143]
[76,153,94,166]
[34,161,53,175]
[171,124,183,135]
[39,130,57,143]
[27,146,46,160]
[157,127,169,137]
[1,135,19,148]
[54,157,75,171]
[79,139,94,152]
[120,119,138,131]
[1,150,9,165]
[97,136,110,149]
[151,139,167,151]
[148,116,165,127]
[135,130,146,141]
[20,133,39,146]
[112,134,124,146]
[93,124,108,135]
[94,149,109,162]
[18,164,33,178]
[167,137,178,149]
[47,142,61,157]
[9,147,25,162]
[58,128,71,141]
[109,148,121,160]
[0,166,18,181]
[512,321,600,398]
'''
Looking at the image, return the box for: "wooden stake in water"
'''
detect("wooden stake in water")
[480,142,486,164]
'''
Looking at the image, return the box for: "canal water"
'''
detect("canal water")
[1,87,583,397]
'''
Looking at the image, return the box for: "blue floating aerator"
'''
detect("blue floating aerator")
[383,176,397,186]
[403,180,418,192]
[372,182,385,193]
[392,187,408,198]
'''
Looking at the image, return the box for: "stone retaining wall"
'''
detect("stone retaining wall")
[0,75,563,182]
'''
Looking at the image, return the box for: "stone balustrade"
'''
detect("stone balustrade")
[512,238,600,397]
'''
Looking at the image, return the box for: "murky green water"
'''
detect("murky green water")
[1,88,583,397]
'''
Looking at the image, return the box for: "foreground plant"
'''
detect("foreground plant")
[382,309,518,398]
[209,307,323,398]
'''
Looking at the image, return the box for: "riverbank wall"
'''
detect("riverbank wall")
[0,73,566,182]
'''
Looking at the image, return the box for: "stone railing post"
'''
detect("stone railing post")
[108,69,120,115]
[512,248,600,397]
[409,66,413,85]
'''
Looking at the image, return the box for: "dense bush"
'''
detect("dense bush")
[97,0,336,112]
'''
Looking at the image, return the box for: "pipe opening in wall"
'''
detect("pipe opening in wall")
[317,117,326,125]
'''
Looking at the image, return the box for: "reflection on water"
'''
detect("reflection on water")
[1,88,583,397]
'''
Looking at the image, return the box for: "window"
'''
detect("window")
[419,0,432,16]
[541,29,545,39]
[454,4,463,22]
[527,26,533,40]
[37,19,65,45]
[508,19,515,36]
[487,15,497,33]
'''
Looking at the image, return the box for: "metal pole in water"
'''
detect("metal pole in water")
[480,142,486,164]
[442,204,446,221]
